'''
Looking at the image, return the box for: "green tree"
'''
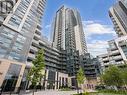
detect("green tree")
[27,49,45,95]
[121,68,127,86]
[101,65,123,89]
[77,67,85,93]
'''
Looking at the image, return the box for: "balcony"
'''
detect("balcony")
[28,53,35,59]
[102,57,109,61]
[119,41,126,47]
[84,67,95,70]
[113,55,122,60]
[103,62,110,66]
[30,46,38,52]
[45,57,59,64]
[85,71,96,74]
[0,16,4,23]
[46,63,57,68]
[111,50,119,55]
[115,61,124,65]
[36,28,41,33]
[11,0,17,4]
[34,33,40,39]
[32,40,39,45]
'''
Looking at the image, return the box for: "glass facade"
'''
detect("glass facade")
[109,42,117,49]
[0,0,47,92]
[0,26,28,62]
[0,48,7,58]
[8,0,31,28]
[47,71,56,89]
[21,0,38,35]
[1,64,21,92]
[8,52,22,61]
[0,27,15,48]
[121,46,127,58]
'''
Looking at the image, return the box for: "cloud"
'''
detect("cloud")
[87,40,109,57]
[43,24,51,40]
[83,20,116,38]
[45,24,51,29]
[83,20,117,57]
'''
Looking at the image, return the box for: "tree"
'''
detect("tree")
[101,65,123,89]
[77,67,85,94]
[121,68,127,87]
[27,49,45,95]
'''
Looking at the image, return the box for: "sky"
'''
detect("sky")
[42,0,117,57]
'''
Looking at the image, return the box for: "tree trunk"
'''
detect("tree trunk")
[32,90,34,95]
[81,84,85,93]
[80,84,83,94]
[123,81,127,93]
[32,85,36,95]
[77,85,79,94]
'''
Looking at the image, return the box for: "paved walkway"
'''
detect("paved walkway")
[2,90,77,95]
[25,90,77,95]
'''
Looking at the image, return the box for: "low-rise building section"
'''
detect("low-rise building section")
[80,53,101,89]
[98,36,127,72]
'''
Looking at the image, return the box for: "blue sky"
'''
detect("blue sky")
[42,0,117,57]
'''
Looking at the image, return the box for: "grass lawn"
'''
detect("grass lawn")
[60,87,72,91]
[73,93,125,95]
[73,91,127,95]
[91,93,125,95]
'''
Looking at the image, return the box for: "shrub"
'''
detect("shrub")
[60,87,72,91]
[95,85,105,90]
[98,89,127,94]
[29,85,35,89]
[73,92,90,95]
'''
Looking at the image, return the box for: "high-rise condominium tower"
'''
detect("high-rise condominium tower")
[0,0,46,91]
[109,0,127,37]
[52,6,87,55]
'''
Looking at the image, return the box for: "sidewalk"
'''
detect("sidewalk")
[1,90,77,95]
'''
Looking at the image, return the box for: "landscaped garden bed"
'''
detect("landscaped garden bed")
[73,89,127,95]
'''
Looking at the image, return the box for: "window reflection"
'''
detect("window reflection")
[8,52,22,61]
[1,64,21,92]
[0,48,6,58]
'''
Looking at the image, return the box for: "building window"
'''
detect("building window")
[13,42,23,52]
[59,77,61,87]
[47,71,56,89]
[16,35,26,44]
[1,28,15,39]
[121,45,127,58]
[1,64,21,92]
[62,77,64,87]
[109,42,117,49]
[0,48,6,58]
[0,36,11,48]
[8,52,22,61]
[8,16,21,28]
[65,78,68,86]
